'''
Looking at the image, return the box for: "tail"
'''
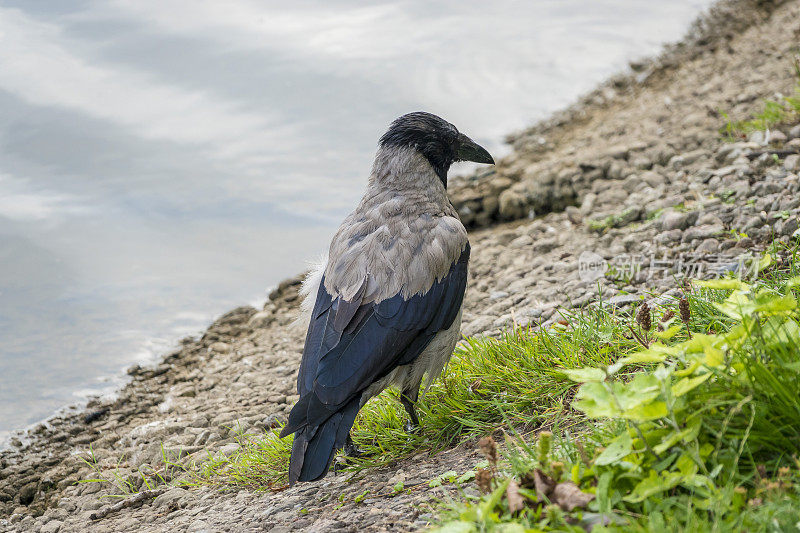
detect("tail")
[286,397,360,485]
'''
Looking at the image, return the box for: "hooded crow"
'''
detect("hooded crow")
[280,112,494,484]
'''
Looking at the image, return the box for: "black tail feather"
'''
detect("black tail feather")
[287,398,361,485]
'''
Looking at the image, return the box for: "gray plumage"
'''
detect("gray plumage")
[280,112,493,484]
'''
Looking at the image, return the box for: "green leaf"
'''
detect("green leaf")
[759,317,800,350]
[623,401,668,422]
[652,418,702,455]
[481,478,511,515]
[654,325,682,341]
[429,522,477,533]
[456,471,475,484]
[671,373,712,398]
[624,470,684,503]
[561,367,606,383]
[573,382,621,418]
[496,525,527,533]
[595,470,614,514]
[757,253,773,272]
[595,430,632,465]
[694,278,748,290]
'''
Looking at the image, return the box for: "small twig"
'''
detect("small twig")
[89,488,166,520]
[626,324,649,348]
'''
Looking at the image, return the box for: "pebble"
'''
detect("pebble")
[784,154,800,172]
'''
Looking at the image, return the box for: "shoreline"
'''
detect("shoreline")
[3,0,800,530]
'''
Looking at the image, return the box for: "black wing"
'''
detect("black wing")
[281,243,469,482]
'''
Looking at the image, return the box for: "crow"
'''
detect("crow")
[280,112,494,484]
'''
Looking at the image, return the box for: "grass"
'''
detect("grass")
[720,57,800,140]
[183,303,641,489]
[432,244,800,532]
[83,241,800,533]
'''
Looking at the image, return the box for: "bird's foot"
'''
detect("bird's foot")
[344,439,366,458]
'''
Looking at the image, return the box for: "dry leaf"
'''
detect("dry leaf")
[552,481,595,511]
[506,479,525,513]
[533,469,555,500]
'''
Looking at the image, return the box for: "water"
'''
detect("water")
[0,0,713,440]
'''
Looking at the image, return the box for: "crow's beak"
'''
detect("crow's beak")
[455,133,494,164]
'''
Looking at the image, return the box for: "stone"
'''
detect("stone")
[565,205,582,224]
[18,482,37,506]
[533,238,559,254]
[788,124,800,140]
[656,229,683,244]
[781,217,799,237]
[696,238,719,254]
[748,130,766,144]
[784,154,800,172]
[660,210,698,231]
[208,342,232,354]
[683,224,725,242]
[40,520,63,533]
[605,294,641,308]
[769,130,787,144]
[218,443,240,456]
[153,487,189,508]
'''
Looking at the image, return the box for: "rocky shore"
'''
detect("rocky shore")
[2,0,800,531]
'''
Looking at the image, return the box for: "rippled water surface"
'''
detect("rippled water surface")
[0,0,713,438]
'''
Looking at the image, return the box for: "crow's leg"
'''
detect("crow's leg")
[334,434,366,474]
[343,433,365,458]
[400,384,421,434]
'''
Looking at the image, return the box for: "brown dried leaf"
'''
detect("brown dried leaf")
[533,469,555,500]
[506,479,524,513]
[552,481,595,511]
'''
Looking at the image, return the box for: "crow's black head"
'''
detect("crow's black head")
[379,112,494,186]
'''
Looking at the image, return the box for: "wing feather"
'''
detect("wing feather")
[281,243,469,438]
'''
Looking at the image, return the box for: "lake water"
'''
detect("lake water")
[0,0,712,441]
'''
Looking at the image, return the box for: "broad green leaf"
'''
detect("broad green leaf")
[674,361,700,377]
[716,292,797,320]
[757,253,773,272]
[623,401,668,422]
[654,325,682,341]
[760,317,800,349]
[787,276,800,288]
[595,471,614,515]
[693,278,747,290]
[671,373,712,398]
[703,345,725,367]
[573,382,621,418]
[624,470,683,503]
[561,367,606,383]
[753,293,797,316]
[496,525,527,533]
[430,522,477,533]
[617,352,669,366]
[615,374,661,411]
[481,478,510,515]
[676,453,700,475]
[652,418,702,455]
[595,430,633,466]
